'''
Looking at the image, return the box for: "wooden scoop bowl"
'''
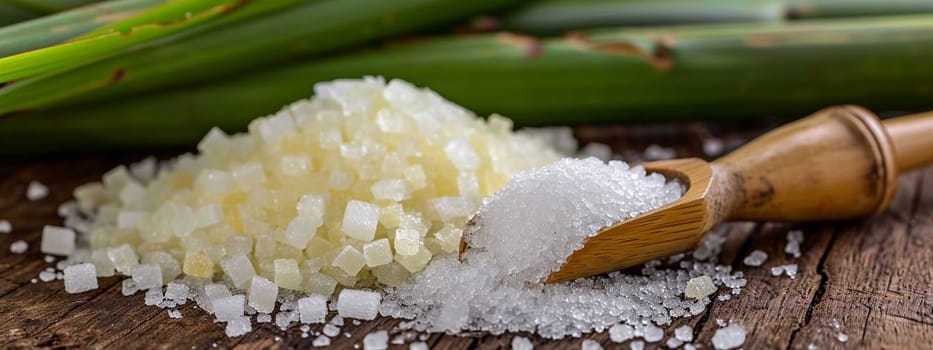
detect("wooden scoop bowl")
[461,105,933,283]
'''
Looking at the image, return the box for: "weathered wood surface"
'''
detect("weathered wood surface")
[0,122,931,350]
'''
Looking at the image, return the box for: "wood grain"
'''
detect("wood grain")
[1,122,931,349]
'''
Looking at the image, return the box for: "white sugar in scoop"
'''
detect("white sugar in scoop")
[464,157,684,283]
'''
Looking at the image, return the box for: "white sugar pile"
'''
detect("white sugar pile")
[381,158,747,339]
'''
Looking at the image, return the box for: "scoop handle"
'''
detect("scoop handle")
[884,111,933,173]
[711,105,920,222]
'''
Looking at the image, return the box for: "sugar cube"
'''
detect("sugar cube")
[274,259,301,290]
[341,200,379,241]
[332,245,365,275]
[298,295,328,324]
[304,271,338,296]
[165,282,190,302]
[183,252,214,278]
[107,244,139,274]
[363,239,393,267]
[221,255,256,289]
[336,289,381,320]
[40,225,76,256]
[393,228,420,256]
[213,295,245,322]
[131,264,163,290]
[248,276,277,314]
[63,263,98,294]
[225,316,252,337]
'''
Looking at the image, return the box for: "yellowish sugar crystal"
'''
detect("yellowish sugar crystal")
[183,252,214,278]
[274,259,301,290]
[73,78,563,296]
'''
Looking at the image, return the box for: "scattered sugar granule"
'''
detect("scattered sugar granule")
[629,340,645,350]
[784,264,799,279]
[770,266,785,276]
[742,250,768,267]
[837,333,848,342]
[409,342,429,350]
[312,335,331,347]
[580,142,613,161]
[323,324,341,337]
[144,288,163,306]
[807,344,817,350]
[643,144,676,160]
[390,335,406,345]
[44,255,55,263]
[255,312,271,323]
[581,339,603,350]
[643,324,664,342]
[684,344,697,350]
[512,336,534,350]
[38,271,56,282]
[718,294,732,301]
[666,337,684,348]
[168,310,182,319]
[121,279,138,296]
[63,263,98,294]
[609,324,635,343]
[26,180,49,200]
[685,275,717,299]
[164,283,189,302]
[363,330,389,350]
[225,316,252,337]
[703,137,725,157]
[674,325,694,342]
[711,323,746,350]
[0,219,11,233]
[9,240,28,254]
[785,230,804,258]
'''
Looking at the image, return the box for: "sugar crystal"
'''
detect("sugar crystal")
[165,283,189,302]
[10,240,27,254]
[247,276,277,314]
[63,263,98,293]
[363,330,389,350]
[363,239,393,267]
[342,200,380,241]
[225,316,252,337]
[630,340,645,350]
[685,275,717,299]
[312,335,331,347]
[122,279,138,296]
[168,309,182,319]
[213,295,246,322]
[674,325,694,342]
[410,342,429,350]
[711,323,746,350]
[131,264,163,290]
[512,336,533,350]
[580,339,602,350]
[323,323,341,337]
[144,287,163,306]
[609,324,635,342]
[0,219,11,233]
[785,230,804,258]
[643,324,664,342]
[666,338,683,349]
[27,180,49,200]
[742,250,768,267]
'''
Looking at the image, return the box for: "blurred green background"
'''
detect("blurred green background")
[2,0,933,153]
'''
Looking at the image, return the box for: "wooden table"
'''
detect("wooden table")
[1,122,931,349]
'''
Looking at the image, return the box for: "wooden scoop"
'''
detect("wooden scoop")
[461,105,933,283]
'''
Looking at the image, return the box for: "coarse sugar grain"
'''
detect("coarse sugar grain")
[312,335,331,347]
[26,180,49,200]
[0,219,11,233]
[512,336,534,350]
[581,339,603,350]
[9,240,27,254]
[742,250,768,266]
[298,295,327,324]
[711,323,746,350]
[40,226,75,256]
[363,330,389,350]
[225,316,252,337]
